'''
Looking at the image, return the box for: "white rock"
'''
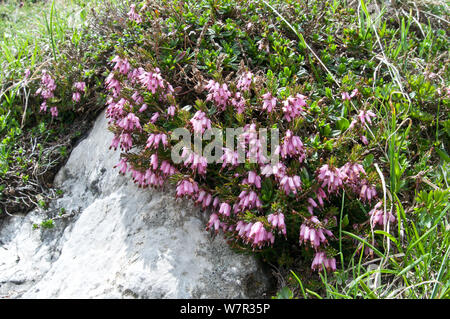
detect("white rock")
[0,111,271,299]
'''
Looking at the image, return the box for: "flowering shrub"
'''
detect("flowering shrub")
[95,1,399,273]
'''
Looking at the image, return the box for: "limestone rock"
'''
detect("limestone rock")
[0,111,271,299]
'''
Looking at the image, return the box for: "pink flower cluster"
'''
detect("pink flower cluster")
[341,88,358,101]
[72,81,86,103]
[239,124,268,165]
[36,71,58,117]
[311,251,337,272]
[317,164,345,193]
[235,221,275,249]
[112,56,131,75]
[242,171,262,189]
[299,216,333,249]
[127,4,142,23]
[268,212,286,236]
[146,133,169,150]
[276,129,306,162]
[139,68,166,94]
[262,92,277,113]
[181,147,208,175]
[231,92,246,114]
[205,80,232,111]
[282,94,307,122]
[368,201,396,228]
[190,111,212,134]
[176,179,199,198]
[279,174,302,195]
[195,190,215,210]
[349,110,376,129]
[236,190,262,211]
[236,72,253,91]
[221,147,240,168]
[118,112,142,131]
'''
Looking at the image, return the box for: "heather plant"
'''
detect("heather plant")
[100,0,402,274]
[1,0,448,299]
[96,0,448,297]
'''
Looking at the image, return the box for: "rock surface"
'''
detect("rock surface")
[0,111,271,299]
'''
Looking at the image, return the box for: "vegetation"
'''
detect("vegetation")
[0,0,448,299]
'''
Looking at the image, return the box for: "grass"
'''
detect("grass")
[0,0,449,299]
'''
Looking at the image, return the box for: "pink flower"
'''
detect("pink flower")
[118,112,142,131]
[24,68,31,80]
[350,88,359,98]
[231,92,246,114]
[350,110,376,130]
[109,135,120,150]
[150,153,159,171]
[360,135,369,145]
[262,92,277,113]
[235,221,274,248]
[299,216,333,249]
[358,110,376,126]
[220,147,240,168]
[195,190,213,210]
[315,188,327,207]
[150,112,160,123]
[369,201,396,228]
[181,147,208,175]
[279,174,302,195]
[111,56,131,75]
[139,68,165,93]
[74,81,86,93]
[267,212,286,236]
[36,71,56,99]
[317,164,345,193]
[159,160,177,176]
[131,91,143,105]
[260,162,287,178]
[282,94,307,122]
[340,162,367,194]
[138,103,148,113]
[40,101,47,112]
[236,190,262,211]
[341,92,351,101]
[119,133,133,150]
[359,181,377,203]
[145,133,168,150]
[206,213,221,232]
[105,73,121,97]
[190,111,212,134]
[237,71,253,91]
[114,158,128,175]
[219,202,232,217]
[205,80,232,111]
[144,169,165,187]
[311,251,337,272]
[276,130,306,162]
[241,171,261,189]
[127,4,142,23]
[72,92,81,103]
[167,105,176,117]
[239,124,268,165]
[176,179,199,198]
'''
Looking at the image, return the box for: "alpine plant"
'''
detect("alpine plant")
[100,4,390,273]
